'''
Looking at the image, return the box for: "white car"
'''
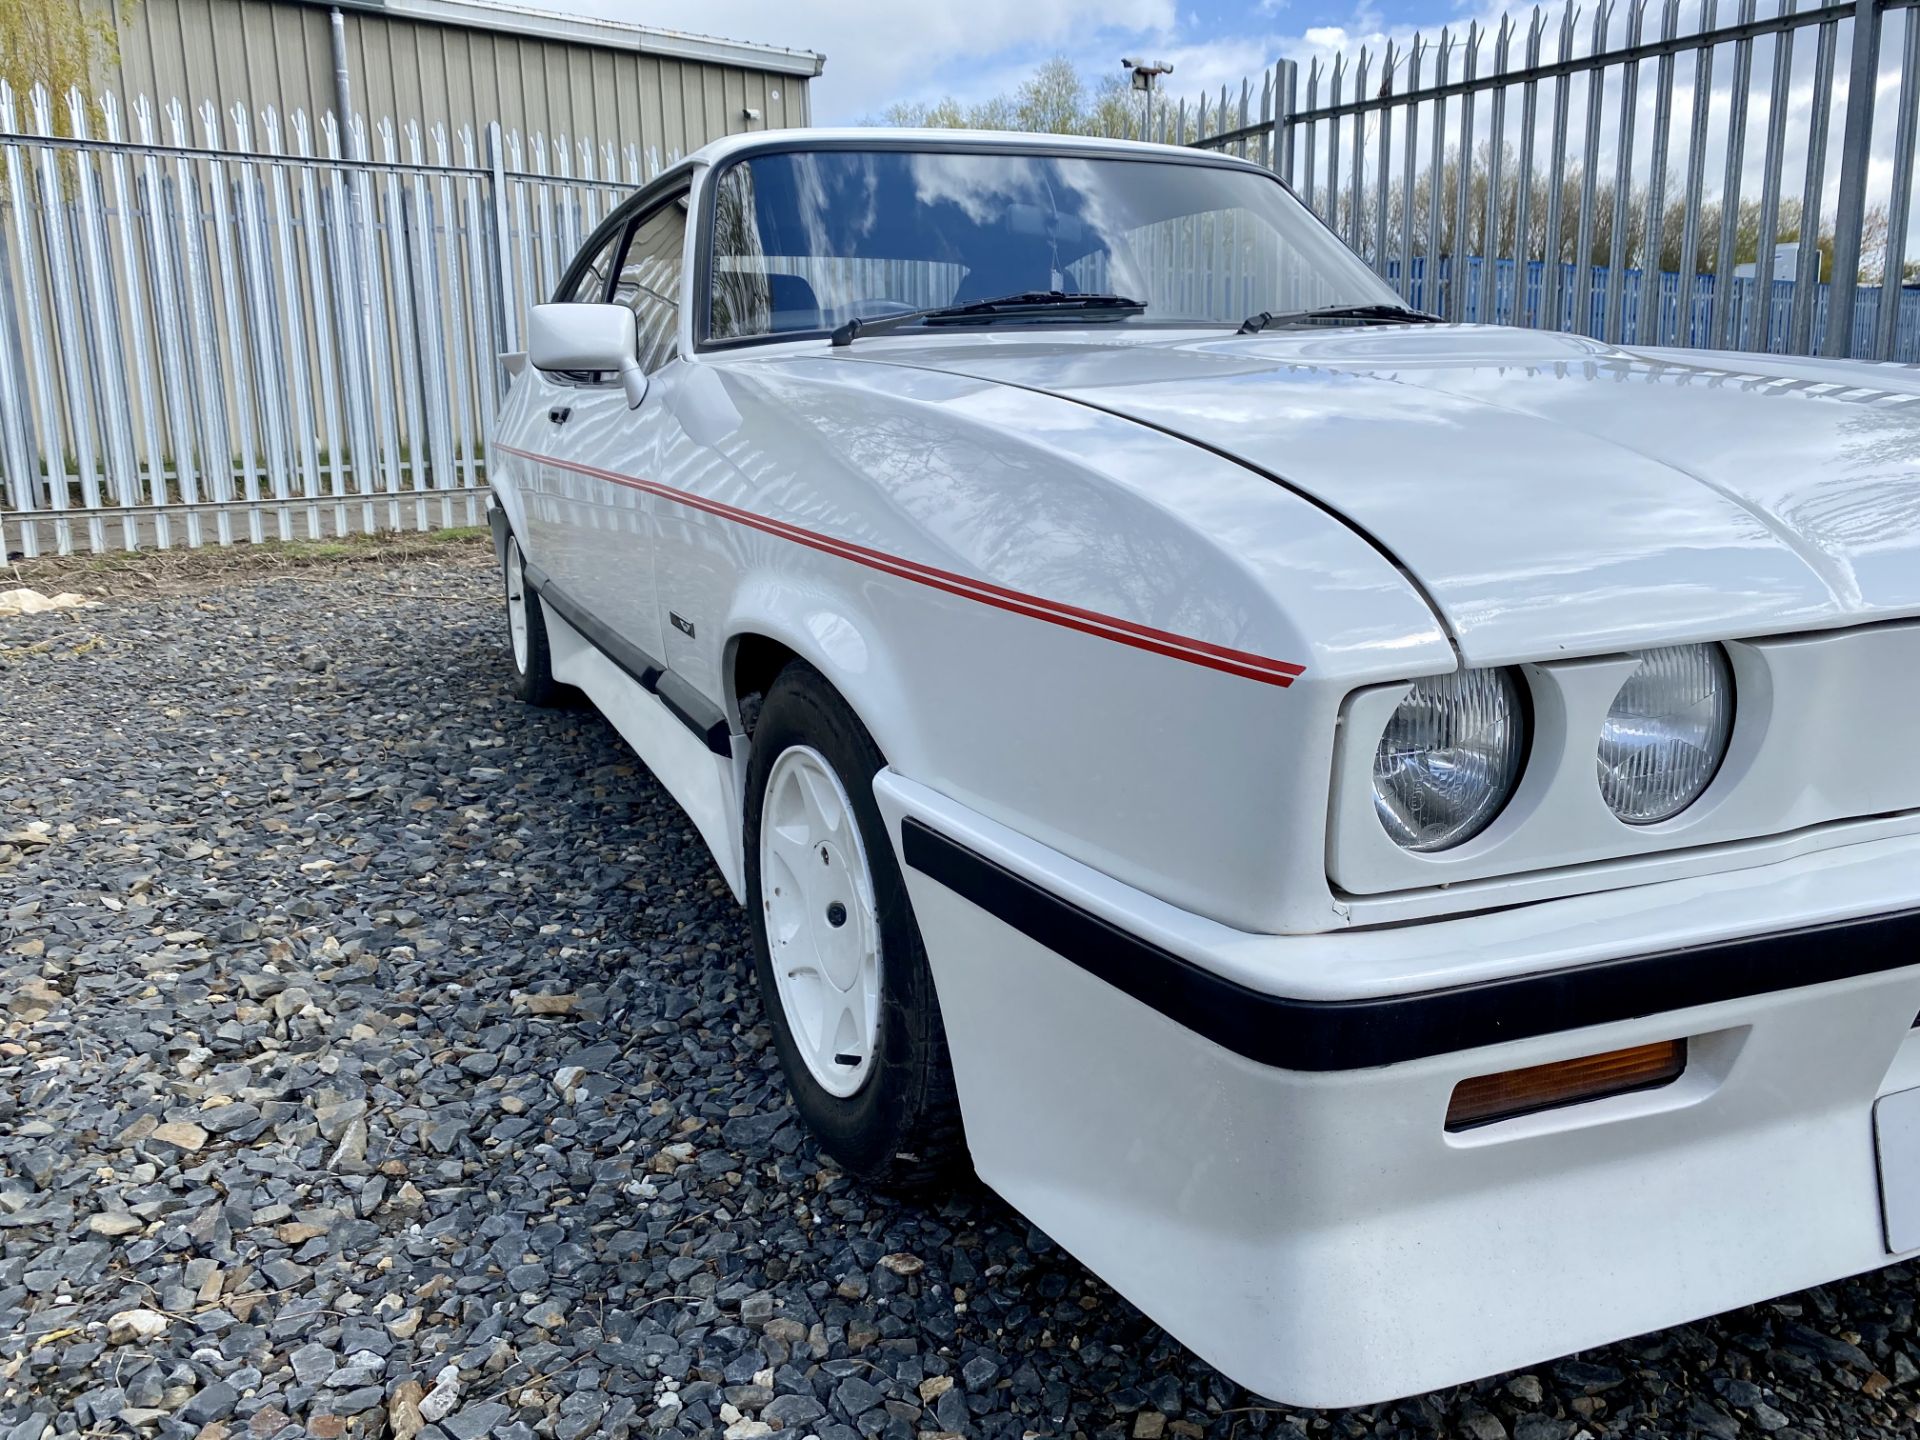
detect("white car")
[486,128,1920,1406]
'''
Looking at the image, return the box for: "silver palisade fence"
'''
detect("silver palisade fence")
[0,84,672,557]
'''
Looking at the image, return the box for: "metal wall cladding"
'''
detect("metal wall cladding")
[98,0,814,162]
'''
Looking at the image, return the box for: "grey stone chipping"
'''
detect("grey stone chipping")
[3,548,1919,1440]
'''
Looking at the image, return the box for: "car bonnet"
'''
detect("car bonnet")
[845,325,1920,664]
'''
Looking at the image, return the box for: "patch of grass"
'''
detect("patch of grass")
[5,523,493,598]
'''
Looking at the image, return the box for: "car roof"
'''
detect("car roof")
[682,127,1271,173]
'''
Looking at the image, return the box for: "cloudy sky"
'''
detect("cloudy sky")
[557,0,1407,124]
[547,0,1914,264]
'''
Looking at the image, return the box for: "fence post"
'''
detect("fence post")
[1513,11,1546,327]
[1823,0,1883,357]
[1790,10,1840,353]
[1373,43,1394,272]
[133,95,205,548]
[29,86,107,553]
[101,94,171,546]
[1873,4,1918,360]
[1429,34,1452,313]
[1273,60,1297,186]
[1710,0,1758,350]
[483,120,517,399]
[1398,39,1423,305]
[1572,3,1607,337]
[1481,17,1513,326]
[67,92,142,549]
[1640,0,1681,343]
[1750,0,1796,354]
[1604,2,1646,344]
[0,204,40,556]
[1451,25,1480,323]
[1325,59,1341,227]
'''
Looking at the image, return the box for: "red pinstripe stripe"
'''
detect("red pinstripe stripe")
[496,443,1305,689]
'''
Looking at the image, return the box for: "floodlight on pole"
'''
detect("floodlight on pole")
[1122,58,1173,140]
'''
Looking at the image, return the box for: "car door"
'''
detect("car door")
[512,217,621,597]
[519,188,691,668]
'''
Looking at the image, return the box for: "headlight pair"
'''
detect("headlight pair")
[1372,644,1735,852]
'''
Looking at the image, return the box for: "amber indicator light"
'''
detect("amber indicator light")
[1445,1039,1687,1131]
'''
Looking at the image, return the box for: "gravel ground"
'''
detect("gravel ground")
[5,547,1920,1440]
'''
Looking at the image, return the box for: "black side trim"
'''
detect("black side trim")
[522,563,732,757]
[524,561,662,688]
[656,669,733,756]
[899,818,1920,1072]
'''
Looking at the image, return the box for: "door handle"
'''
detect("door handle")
[548,406,571,425]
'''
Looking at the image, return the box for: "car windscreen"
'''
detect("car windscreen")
[704,147,1402,342]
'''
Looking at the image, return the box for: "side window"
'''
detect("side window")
[611,193,689,373]
[545,230,623,384]
[558,231,620,305]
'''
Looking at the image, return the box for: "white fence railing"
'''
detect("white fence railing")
[0,83,676,557]
[1169,0,1920,362]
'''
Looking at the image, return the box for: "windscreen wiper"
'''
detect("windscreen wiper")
[923,291,1147,323]
[1238,303,1443,335]
[832,292,1146,347]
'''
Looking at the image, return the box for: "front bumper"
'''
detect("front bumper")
[874,771,1920,1407]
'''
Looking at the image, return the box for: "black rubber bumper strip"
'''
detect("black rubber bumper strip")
[521,561,732,757]
[899,817,1920,1072]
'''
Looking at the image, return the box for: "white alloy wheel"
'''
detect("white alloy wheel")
[505,538,530,673]
[758,744,884,1097]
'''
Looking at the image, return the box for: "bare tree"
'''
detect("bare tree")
[874,55,1144,140]
[1,0,126,128]
[1013,57,1086,135]
[1326,139,1888,282]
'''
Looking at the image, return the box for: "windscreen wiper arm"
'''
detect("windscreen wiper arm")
[1238,303,1443,335]
[830,304,949,348]
[832,292,1146,347]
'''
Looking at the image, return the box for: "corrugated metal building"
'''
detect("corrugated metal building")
[93,0,822,157]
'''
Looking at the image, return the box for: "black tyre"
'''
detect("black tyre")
[503,534,563,707]
[744,661,966,1189]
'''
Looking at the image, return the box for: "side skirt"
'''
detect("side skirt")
[525,562,731,756]
[538,598,745,899]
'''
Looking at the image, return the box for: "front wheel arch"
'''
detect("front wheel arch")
[728,631,801,738]
[718,583,922,779]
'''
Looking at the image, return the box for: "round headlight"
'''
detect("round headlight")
[1597,644,1734,823]
[1373,667,1527,852]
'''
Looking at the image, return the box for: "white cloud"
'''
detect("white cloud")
[541,0,1916,260]
[1152,34,1293,95]
[554,0,1176,122]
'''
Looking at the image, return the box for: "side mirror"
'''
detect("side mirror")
[527,303,649,408]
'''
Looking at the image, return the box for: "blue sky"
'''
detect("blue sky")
[565,0,1440,126]
[555,0,1915,241]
